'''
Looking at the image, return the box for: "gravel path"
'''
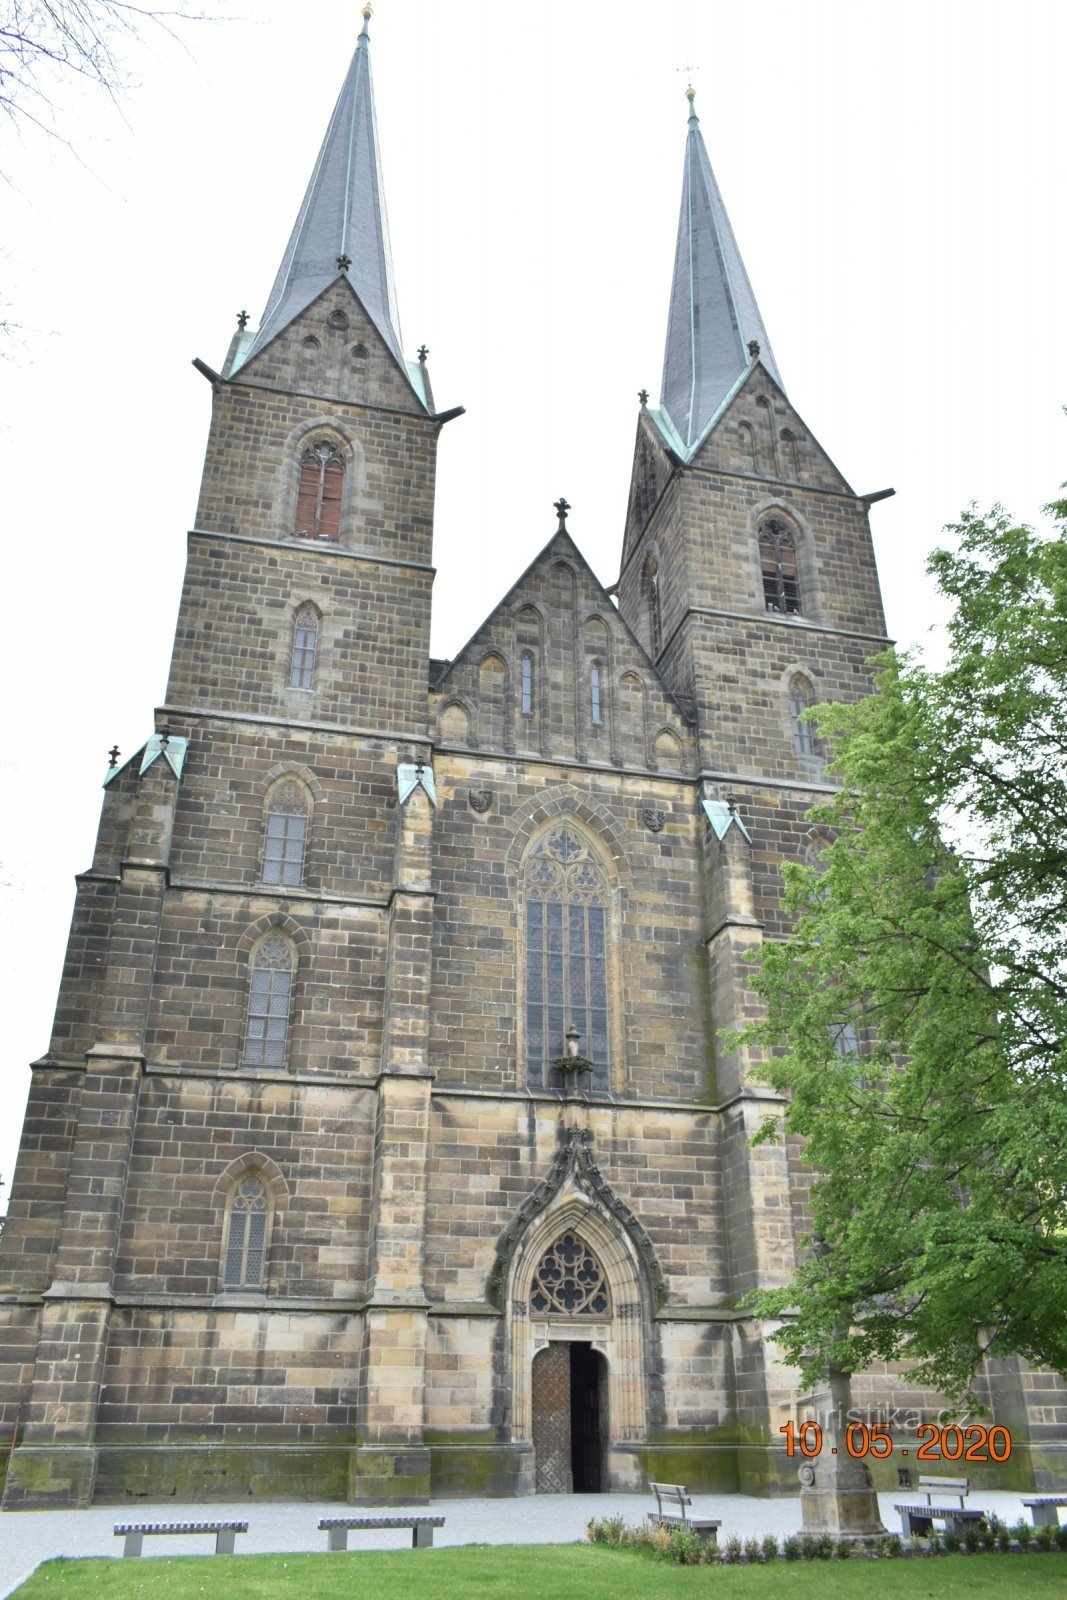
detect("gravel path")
[0,1489,1037,1600]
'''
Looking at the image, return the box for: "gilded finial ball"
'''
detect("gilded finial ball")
[686,83,696,103]
[362,4,372,17]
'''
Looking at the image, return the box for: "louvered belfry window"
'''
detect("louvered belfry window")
[525,826,609,1091]
[223,1173,268,1289]
[530,1231,610,1315]
[759,518,801,614]
[295,442,344,540]
[243,934,295,1068]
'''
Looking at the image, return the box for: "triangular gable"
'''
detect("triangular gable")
[621,413,678,569]
[434,526,693,770]
[229,276,429,415]
[688,361,855,496]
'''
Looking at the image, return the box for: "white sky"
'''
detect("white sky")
[0,0,1064,1196]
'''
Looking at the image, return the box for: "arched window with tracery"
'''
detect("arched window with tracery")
[759,517,801,614]
[530,1231,610,1315]
[520,652,534,717]
[524,825,610,1092]
[261,780,310,886]
[789,674,818,758]
[590,662,603,725]
[294,440,344,541]
[644,556,662,657]
[242,934,296,1068]
[289,603,319,690]
[222,1172,269,1290]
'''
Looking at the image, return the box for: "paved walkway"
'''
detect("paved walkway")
[0,1489,1037,1600]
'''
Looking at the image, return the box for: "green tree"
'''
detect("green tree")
[741,489,1067,1402]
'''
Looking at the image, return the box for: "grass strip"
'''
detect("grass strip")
[10,1546,1067,1600]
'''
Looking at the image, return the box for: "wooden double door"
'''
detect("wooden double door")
[531,1341,608,1493]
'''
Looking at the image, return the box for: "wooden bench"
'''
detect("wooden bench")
[893,1476,987,1537]
[646,1482,721,1543]
[114,1521,248,1557]
[1022,1496,1067,1528]
[318,1515,445,1550]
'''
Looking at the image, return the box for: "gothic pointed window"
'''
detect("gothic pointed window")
[760,518,801,614]
[261,780,309,887]
[644,556,662,657]
[520,652,534,717]
[789,674,818,757]
[242,934,295,1068]
[222,1173,269,1290]
[530,1231,610,1315]
[590,662,603,725]
[294,441,344,541]
[289,604,319,690]
[524,825,610,1092]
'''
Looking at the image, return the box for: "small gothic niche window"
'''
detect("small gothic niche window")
[789,674,817,757]
[645,556,662,657]
[530,1231,610,1316]
[294,441,345,541]
[590,662,603,725]
[520,652,534,716]
[525,825,609,1092]
[290,604,319,690]
[243,934,295,1068]
[759,518,801,614]
[262,780,309,887]
[223,1173,268,1290]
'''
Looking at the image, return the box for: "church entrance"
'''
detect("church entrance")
[531,1342,607,1492]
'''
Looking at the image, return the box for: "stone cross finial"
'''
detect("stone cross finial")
[554,497,571,531]
[417,345,429,363]
[638,388,649,407]
[747,339,760,360]
[337,253,352,274]
[108,745,120,769]
[236,309,249,330]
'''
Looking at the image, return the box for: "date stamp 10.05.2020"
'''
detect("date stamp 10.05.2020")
[780,1420,1012,1463]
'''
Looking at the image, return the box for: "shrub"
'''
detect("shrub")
[880,1535,903,1558]
[761,1533,780,1563]
[815,1533,835,1560]
[782,1535,802,1561]
[942,1526,961,1553]
[908,1535,927,1557]
[744,1538,763,1564]
[1035,1523,1056,1552]
[1014,1519,1033,1550]
[666,1526,706,1565]
[995,1523,1013,1553]
[1054,1524,1067,1552]
[834,1537,853,1560]
[723,1536,743,1565]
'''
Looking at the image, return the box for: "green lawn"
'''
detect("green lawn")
[11,1548,1067,1600]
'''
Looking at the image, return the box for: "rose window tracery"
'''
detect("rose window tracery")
[529,1231,610,1315]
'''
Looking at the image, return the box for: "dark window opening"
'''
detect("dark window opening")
[760,519,801,614]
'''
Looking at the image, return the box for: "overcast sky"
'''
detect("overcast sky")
[1,0,1064,1194]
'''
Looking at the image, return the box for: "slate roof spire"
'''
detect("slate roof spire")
[658,86,782,458]
[231,4,408,382]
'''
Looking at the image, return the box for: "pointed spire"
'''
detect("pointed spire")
[232,5,409,384]
[659,86,782,457]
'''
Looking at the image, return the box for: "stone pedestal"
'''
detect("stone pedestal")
[798,1369,887,1539]
[348,1445,431,1505]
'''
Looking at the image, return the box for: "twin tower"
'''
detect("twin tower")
[2,14,1054,1509]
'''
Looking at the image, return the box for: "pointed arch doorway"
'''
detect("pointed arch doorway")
[531,1341,608,1493]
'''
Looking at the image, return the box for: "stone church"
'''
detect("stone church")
[1,12,1062,1509]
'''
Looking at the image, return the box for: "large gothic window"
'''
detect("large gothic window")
[222,1173,269,1290]
[644,555,662,657]
[524,825,610,1092]
[243,934,296,1068]
[530,1231,610,1315]
[294,441,344,541]
[261,780,310,887]
[759,518,801,614]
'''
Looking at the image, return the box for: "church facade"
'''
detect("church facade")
[1,15,1062,1509]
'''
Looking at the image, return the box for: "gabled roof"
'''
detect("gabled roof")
[231,7,408,384]
[659,87,782,460]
